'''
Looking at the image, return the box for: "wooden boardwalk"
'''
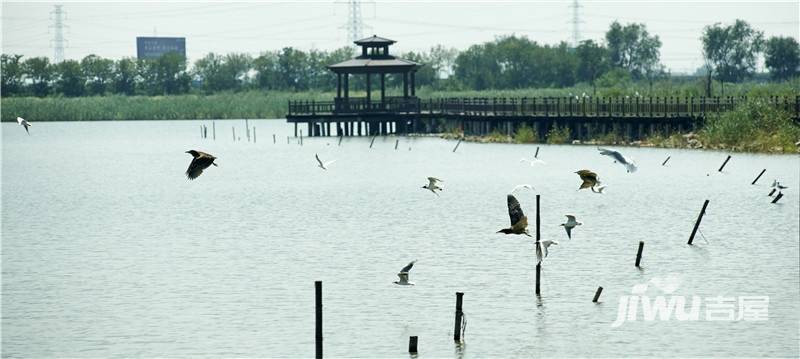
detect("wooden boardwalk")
[286,96,799,140]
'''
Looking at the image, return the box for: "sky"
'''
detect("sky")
[2,0,798,74]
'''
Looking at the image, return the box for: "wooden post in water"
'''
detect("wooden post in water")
[535,194,541,296]
[203,125,207,138]
[315,281,322,359]
[395,139,399,150]
[253,127,256,143]
[300,130,304,146]
[688,200,710,245]
[718,155,731,172]
[246,119,250,142]
[452,138,462,153]
[768,188,777,196]
[751,169,766,185]
[338,135,343,146]
[662,156,671,166]
[772,192,784,204]
[369,136,376,148]
[212,121,216,140]
[534,146,540,158]
[232,127,236,141]
[408,336,418,354]
[592,286,603,303]
[635,241,644,267]
[273,134,276,144]
[453,292,464,342]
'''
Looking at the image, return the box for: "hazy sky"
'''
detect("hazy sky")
[2,0,798,74]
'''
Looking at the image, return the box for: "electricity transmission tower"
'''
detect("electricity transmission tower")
[570,0,582,47]
[50,5,67,62]
[341,0,370,45]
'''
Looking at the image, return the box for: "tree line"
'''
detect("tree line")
[2,19,797,98]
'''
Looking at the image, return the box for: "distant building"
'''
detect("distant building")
[136,37,186,59]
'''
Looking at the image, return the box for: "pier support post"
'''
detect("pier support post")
[751,169,766,185]
[635,241,644,267]
[593,286,603,303]
[454,292,464,342]
[718,155,731,172]
[688,200,709,245]
[315,281,322,359]
[535,194,541,296]
[409,336,418,354]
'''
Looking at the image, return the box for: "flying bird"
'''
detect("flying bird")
[497,194,530,236]
[598,147,637,173]
[535,239,559,264]
[17,117,31,134]
[560,215,582,239]
[520,157,546,166]
[394,260,417,286]
[511,184,535,194]
[771,180,788,190]
[593,185,607,194]
[185,150,218,180]
[422,177,444,196]
[315,153,336,170]
[575,170,601,191]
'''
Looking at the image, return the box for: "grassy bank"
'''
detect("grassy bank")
[3,79,798,122]
[441,99,800,153]
[1,91,332,122]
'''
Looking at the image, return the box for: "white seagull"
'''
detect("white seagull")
[315,153,336,170]
[17,117,31,134]
[598,147,637,173]
[394,260,417,286]
[535,240,559,264]
[771,180,788,190]
[520,156,546,167]
[422,177,443,196]
[511,184,535,194]
[560,215,582,239]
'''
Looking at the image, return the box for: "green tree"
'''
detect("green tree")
[604,21,662,79]
[22,56,53,97]
[81,54,114,96]
[277,47,309,91]
[702,19,764,94]
[137,53,190,95]
[1,54,25,96]
[55,60,86,97]
[112,58,138,95]
[575,40,610,94]
[453,44,500,90]
[764,36,799,81]
[253,51,280,90]
[193,52,252,92]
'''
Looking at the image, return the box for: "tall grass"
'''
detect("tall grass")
[699,99,800,152]
[513,124,539,143]
[1,91,332,122]
[546,124,571,144]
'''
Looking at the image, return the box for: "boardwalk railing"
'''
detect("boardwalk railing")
[288,96,799,119]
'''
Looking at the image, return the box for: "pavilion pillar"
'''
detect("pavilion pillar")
[366,73,371,104]
[336,73,342,98]
[344,74,349,99]
[380,73,386,104]
[403,72,409,98]
[410,72,416,97]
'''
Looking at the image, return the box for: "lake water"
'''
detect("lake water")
[2,120,799,357]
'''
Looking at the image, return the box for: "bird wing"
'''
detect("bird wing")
[400,260,416,273]
[315,154,324,167]
[186,156,214,180]
[598,148,626,163]
[565,215,576,222]
[535,242,543,263]
[428,177,442,184]
[397,272,409,283]
[324,159,337,167]
[17,117,24,125]
[186,157,204,180]
[579,178,596,190]
[507,194,525,227]
[565,226,572,239]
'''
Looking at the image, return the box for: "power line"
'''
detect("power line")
[341,0,367,45]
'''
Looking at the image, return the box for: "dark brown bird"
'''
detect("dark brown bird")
[185,150,217,180]
[575,170,600,191]
[497,194,531,236]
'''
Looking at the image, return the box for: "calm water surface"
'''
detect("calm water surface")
[2,120,799,357]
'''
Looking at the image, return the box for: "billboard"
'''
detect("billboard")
[136,37,186,59]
